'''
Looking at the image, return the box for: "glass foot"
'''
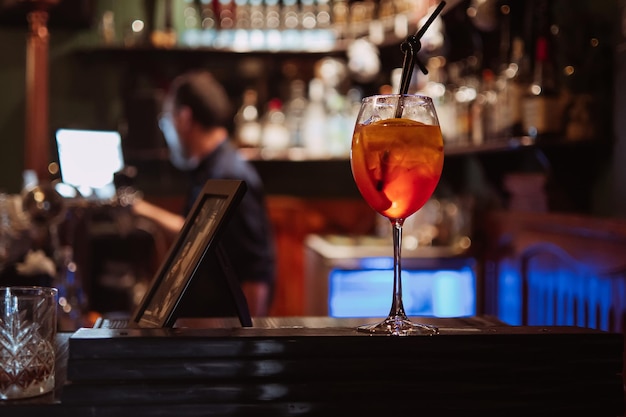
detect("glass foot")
[357,315,439,336]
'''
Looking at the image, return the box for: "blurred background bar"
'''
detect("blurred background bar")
[0,0,624,334]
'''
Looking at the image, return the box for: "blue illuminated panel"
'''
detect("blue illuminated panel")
[494,258,618,331]
[328,265,475,318]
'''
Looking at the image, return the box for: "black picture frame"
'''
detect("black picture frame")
[131,179,251,328]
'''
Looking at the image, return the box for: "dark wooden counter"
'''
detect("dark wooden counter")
[0,317,623,416]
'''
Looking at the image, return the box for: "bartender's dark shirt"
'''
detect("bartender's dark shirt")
[177,139,275,317]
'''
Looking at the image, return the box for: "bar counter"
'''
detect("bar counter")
[0,316,623,416]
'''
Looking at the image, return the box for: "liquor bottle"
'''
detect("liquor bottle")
[422,57,457,145]
[265,0,281,30]
[234,0,251,29]
[247,0,266,50]
[261,99,291,156]
[331,0,349,40]
[301,0,316,29]
[264,0,282,50]
[450,61,477,147]
[522,35,560,138]
[150,0,177,48]
[249,0,264,29]
[349,2,368,39]
[281,0,300,49]
[200,0,218,46]
[300,0,317,48]
[218,0,236,29]
[282,0,299,29]
[234,89,262,148]
[301,78,328,158]
[314,0,334,49]
[478,69,498,143]
[521,0,562,138]
[316,0,331,29]
[283,80,308,149]
[496,36,529,138]
[325,88,349,157]
[180,0,202,46]
[378,0,395,32]
[99,10,116,45]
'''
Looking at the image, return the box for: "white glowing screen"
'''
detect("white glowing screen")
[56,129,124,199]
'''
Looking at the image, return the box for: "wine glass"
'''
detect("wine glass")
[350,94,444,335]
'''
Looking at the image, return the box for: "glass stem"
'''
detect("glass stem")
[390,218,406,319]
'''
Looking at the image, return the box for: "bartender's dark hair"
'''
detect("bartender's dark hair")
[169,70,232,130]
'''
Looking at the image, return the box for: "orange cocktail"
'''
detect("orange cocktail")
[351,118,444,220]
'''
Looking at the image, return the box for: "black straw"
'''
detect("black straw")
[397,1,447,96]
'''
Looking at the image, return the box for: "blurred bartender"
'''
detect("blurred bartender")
[132,70,275,317]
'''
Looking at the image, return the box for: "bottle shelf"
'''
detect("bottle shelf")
[121,135,603,165]
[445,136,538,157]
[78,30,407,57]
[74,44,338,59]
[87,0,463,55]
[174,23,411,53]
[444,135,606,157]
[241,135,601,161]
